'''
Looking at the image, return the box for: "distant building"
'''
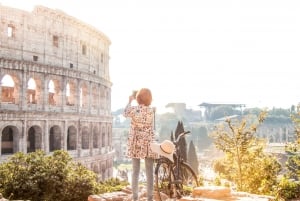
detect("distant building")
[0,5,113,180]
[199,102,295,143]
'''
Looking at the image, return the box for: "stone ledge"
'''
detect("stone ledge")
[88,185,276,201]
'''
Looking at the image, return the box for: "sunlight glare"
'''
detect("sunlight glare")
[66,83,70,97]
[1,74,14,87]
[48,80,55,93]
[27,78,36,90]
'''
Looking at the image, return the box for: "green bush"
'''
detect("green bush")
[275,177,300,200]
[0,150,128,201]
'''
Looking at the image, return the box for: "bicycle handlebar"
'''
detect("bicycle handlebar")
[174,131,190,144]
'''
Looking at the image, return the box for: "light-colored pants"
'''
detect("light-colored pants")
[131,157,154,201]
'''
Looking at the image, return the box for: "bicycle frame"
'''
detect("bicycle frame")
[154,131,199,200]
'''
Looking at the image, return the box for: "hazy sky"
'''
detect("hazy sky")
[1,0,300,112]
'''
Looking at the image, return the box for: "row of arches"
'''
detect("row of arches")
[0,73,110,111]
[1,123,111,155]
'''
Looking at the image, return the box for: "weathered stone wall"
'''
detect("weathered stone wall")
[0,4,113,180]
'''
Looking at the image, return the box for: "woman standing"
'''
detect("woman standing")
[123,88,156,201]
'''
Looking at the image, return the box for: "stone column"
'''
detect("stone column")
[20,70,27,110]
[43,74,49,111]
[45,120,49,153]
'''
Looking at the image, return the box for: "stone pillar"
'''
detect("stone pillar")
[22,120,27,153]
[77,119,81,156]
[61,77,66,112]
[89,122,93,156]
[20,70,27,110]
[88,81,92,114]
[43,75,48,111]
[77,79,81,113]
[62,120,66,151]
[45,120,49,153]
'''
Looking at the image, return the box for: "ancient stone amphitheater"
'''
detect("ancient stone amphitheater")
[0,4,113,180]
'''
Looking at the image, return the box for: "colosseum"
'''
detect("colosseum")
[0,4,113,180]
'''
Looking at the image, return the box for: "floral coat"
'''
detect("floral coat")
[123,103,157,159]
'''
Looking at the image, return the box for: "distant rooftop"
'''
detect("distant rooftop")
[199,102,246,108]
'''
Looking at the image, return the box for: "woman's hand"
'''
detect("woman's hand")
[128,95,135,104]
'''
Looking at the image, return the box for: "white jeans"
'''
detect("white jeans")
[131,157,154,201]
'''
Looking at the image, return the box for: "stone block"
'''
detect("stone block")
[192,186,231,199]
[88,195,103,201]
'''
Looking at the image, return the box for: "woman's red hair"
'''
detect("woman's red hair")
[136,88,152,106]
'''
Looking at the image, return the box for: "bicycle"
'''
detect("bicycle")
[153,131,199,200]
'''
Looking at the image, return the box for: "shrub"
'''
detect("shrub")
[0,150,110,201]
[275,177,300,200]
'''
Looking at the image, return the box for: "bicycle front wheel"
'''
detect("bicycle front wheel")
[176,162,199,196]
[155,161,199,200]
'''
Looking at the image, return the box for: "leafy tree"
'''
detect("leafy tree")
[210,111,281,194]
[275,105,300,200]
[0,150,100,201]
[187,141,199,175]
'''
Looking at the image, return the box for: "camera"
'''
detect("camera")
[132,90,138,99]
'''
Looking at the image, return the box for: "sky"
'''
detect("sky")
[1,0,300,112]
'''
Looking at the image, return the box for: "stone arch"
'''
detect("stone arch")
[66,80,77,106]
[92,162,99,174]
[0,73,20,104]
[81,126,89,149]
[107,124,112,146]
[93,126,99,148]
[27,74,43,105]
[27,78,37,104]
[79,82,88,108]
[27,125,42,153]
[1,125,19,154]
[101,125,106,147]
[49,125,62,151]
[105,88,110,110]
[67,125,77,150]
[91,84,99,109]
[101,163,106,180]
[48,78,62,106]
[100,86,105,109]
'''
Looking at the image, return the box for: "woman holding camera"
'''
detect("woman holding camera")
[123,88,156,201]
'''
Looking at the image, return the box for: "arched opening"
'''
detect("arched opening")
[79,83,88,108]
[92,85,98,109]
[48,80,56,105]
[1,126,19,154]
[100,87,105,109]
[1,74,15,103]
[27,126,42,153]
[27,78,37,104]
[67,126,77,150]
[102,127,106,147]
[93,127,99,148]
[81,126,89,149]
[101,163,106,181]
[92,163,99,174]
[49,126,61,151]
[107,129,111,146]
[66,81,76,106]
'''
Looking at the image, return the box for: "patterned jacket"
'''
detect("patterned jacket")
[123,103,157,159]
